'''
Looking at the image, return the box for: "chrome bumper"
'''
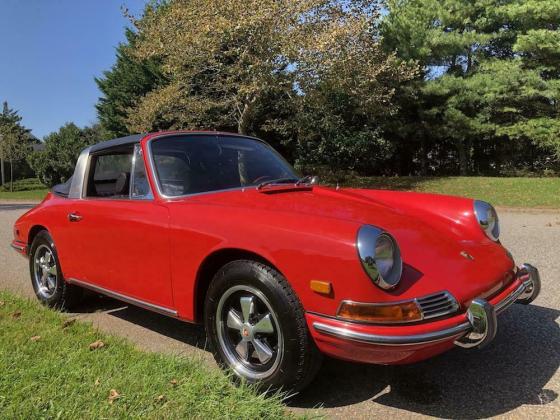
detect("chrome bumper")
[313,263,541,348]
[10,241,27,254]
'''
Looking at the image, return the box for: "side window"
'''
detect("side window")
[86,150,133,198]
[131,145,153,199]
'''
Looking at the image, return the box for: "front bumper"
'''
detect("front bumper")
[312,263,541,350]
[10,240,27,257]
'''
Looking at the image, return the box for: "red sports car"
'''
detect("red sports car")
[11,131,541,392]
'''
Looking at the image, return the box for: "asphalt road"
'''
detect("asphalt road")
[1,202,558,419]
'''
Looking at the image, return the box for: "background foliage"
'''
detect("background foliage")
[382,0,560,175]
[4,0,560,184]
[0,102,36,190]
[96,0,417,171]
[95,0,559,177]
[28,123,107,187]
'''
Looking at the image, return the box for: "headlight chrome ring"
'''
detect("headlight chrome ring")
[357,225,403,290]
[473,200,500,241]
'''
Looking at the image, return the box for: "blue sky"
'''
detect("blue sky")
[0,0,149,139]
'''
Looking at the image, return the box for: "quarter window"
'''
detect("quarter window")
[131,145,153,199]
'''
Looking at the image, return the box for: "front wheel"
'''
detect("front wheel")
[204,260,322,393]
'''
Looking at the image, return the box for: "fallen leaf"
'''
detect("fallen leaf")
[0,300,4,306]
[546,222,553,227]
[170,379,178,387]
[155,394,166,403]
[94,378,100,386]
[89,340,105,351]
[30,336,41,342]
[12,311,21,319]
[62,318,76,329]
[108,389,120,404]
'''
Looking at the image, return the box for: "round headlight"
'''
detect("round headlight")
[357,225,403,290]
[473,200,500,241]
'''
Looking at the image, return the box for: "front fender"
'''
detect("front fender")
[167,202,375,320]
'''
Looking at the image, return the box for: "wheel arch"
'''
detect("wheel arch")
[194,248,284,323]
[28,224,49,246]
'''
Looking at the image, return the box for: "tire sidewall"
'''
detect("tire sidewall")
[204,261,306,390]
[29,231,65,307]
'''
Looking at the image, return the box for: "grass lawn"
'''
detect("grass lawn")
[331,176,560,209]
[0,178,48,201]
[0,176,558,208]
[0,291,291,419]
[0,189,48,200]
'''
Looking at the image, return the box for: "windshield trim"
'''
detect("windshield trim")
[145,133,295,200]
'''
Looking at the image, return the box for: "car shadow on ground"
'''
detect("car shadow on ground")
[73,294,558,418]
[290,303,559,418]
[74,293,207,349]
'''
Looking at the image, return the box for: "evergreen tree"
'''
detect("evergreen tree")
[382,0,560,175]
[95,28,166,138]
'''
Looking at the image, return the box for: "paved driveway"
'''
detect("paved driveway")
[1,202,558,418]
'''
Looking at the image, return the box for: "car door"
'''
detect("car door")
[64,144,174,309]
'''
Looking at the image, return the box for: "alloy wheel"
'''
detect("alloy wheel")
[216,285,283,381]
[33,244,58,299]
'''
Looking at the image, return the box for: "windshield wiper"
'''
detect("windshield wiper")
[295,175,318,186]
[257,177,299,189]
[257,175,318,190]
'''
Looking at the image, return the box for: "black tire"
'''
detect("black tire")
[204,260,322,393]
[28,230,83,310]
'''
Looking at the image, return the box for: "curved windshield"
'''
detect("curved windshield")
[150,134,298,196]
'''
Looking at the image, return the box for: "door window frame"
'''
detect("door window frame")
[130,144,154,200]
[82,144,153,201]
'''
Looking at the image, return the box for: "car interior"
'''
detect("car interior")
[85,147,134,198]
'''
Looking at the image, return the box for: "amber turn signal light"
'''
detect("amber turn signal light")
[337,300,422,323]
[310,280,332,295]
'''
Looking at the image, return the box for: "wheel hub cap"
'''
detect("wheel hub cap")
[33,245,58,299]
[216,285,284,380]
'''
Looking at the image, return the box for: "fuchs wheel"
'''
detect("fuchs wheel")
[204,260,322,393]
[28,230,82,310]
[216,285,284,380]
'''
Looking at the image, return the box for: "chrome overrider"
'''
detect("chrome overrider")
[313,263,541,348]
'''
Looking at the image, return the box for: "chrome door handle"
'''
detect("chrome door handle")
[68,212,82,222]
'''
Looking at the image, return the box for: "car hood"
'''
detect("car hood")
[185,186,513,302]
[188,186,470,240]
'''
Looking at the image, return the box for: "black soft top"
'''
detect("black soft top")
[88,133,145,153]
[52,176,73,197]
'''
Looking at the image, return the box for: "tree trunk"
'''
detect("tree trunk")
[0,158,4,186]
[398,141,412,175]
[9,160,13,192]
[495,138,505,175]
[237,97,257,135]
[419,135,428,176]
[457,140,468,176]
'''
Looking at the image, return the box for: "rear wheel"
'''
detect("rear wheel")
[204,260,322,393]
[29,231,82,310]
